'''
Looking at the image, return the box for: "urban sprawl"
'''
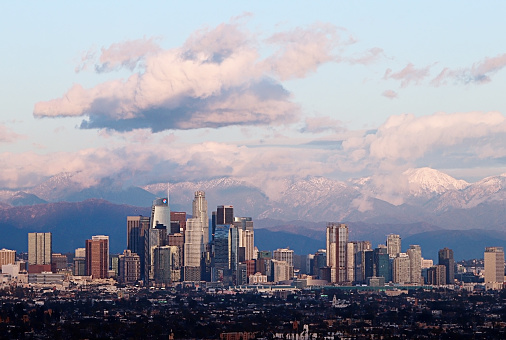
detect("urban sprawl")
[1,191,506,339]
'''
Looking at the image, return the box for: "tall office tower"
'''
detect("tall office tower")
[151,197,171,229]
[170,211,186,234]
[438,247,455,284]
[127,215,150,279]
[233,217,255,260]
[153,245,179,285]
[393,253,411,284]
[386,234,401,258]
[484,247,505,284]
[75,248,85,258]
[168,232,184,281]
[228,225,242,279]
[374,245,391,282]
[85,236,109,279]
[427,265,446,285]
[51,253,68,272]
[73,247,86,276]
[346,243,356,282]
[92,235,110,270]
[184,217,204,281]
[407,245,422,284]
[0,248,16,266]
[145,224,167,282]
[312,249,327,278]
[326,223,348,283]
[28,232,52,265]
[212,224,231,282]
[256,250,272,276]
[272,248,294,281]
[118,249,140,284]
[273,248,294,266]
[271,259,291,282]
[347,241,372,283]
[192,191,209,244]
[217,205,234,225]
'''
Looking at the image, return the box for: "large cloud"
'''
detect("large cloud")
[341,111,506,171]
[34,22,351,132]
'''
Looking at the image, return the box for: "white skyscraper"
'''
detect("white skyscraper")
[151,197,171,229]
[192,191,208,244]
[28,232,52,265]
[484,247,505,285]
[407,245,422,284]
[386,234,401,258]
[184,217,204,281]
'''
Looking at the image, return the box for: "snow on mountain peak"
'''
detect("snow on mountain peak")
[404,167,469,196]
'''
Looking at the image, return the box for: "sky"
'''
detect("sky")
[2,1,506,198]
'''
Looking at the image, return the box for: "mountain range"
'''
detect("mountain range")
[1,167,506,260]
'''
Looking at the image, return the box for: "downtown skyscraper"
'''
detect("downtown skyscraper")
[184,191,208,281]
[326,223,348,284]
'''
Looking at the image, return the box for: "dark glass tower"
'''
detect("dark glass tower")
[438,247,455,284]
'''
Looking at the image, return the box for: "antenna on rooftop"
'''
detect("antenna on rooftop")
[167,182,170,206]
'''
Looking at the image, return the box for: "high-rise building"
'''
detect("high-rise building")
[85,235,109,279]
[427,265,446,285]
[484,247,505,284]
[407,245,422,284]
[374,245,390,283]
[184,217,204,281]
[170,211,186,234]
[347,241,371,283]
[217,205,234,225]
[151,197,170,229]
[127,215,150,279]
[212,224,231,282]
[438,247,455,284]
[192,191,208,244]
[393,253,411,284]
[271,259,291,283]
[153,245,179,285]
[51,253,68,272]
[168,232,184,281]
[145,224,167,282]
[233,217,254,261]
[312,249,327,279]
[28,232,52,265]
[0,248,16,267]
[118,249,140,284]
[386,234,401,258]
[73,247,86,276]
[273,248,294,266]
[326,223,348,283]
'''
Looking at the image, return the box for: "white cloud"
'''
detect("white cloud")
[34,21,352,132]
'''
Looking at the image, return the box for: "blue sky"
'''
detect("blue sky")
[2,1,506,196]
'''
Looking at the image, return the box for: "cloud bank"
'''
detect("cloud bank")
[34,22,352,132]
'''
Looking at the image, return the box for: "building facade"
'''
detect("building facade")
[484,246,505,284]
[28,232,52,265]
[326,223,348,283]
[85,236,109,279]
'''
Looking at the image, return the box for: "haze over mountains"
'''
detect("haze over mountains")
[1,167,506,260]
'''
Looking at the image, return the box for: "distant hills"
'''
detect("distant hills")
[1,167,506,260]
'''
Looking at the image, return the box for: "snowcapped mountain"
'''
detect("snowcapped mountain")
[2,167,506,230]
[404,167,469,197]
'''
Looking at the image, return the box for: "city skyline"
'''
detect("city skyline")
[2,2,506,205]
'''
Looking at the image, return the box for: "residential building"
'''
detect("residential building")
[484,246,505,284]
[326,223,348,283]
